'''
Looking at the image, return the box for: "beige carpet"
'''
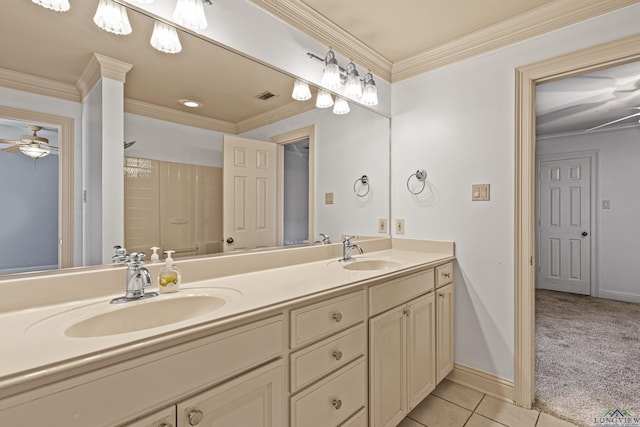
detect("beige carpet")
[534,289,640,426]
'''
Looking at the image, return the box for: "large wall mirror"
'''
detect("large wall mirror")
[0,0,390,276]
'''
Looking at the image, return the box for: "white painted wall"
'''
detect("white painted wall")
[0,86,83,266]
[391,3,640,381]
[242,103,390,241]
[537,125,640,303]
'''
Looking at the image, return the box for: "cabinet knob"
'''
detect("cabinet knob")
[443,272,451,278]
[439,292,445,298]
[332,350,343,361]
[332,399,342,410]
[188,409,204,426]
[332,312,343,322]
[403,308,410,316]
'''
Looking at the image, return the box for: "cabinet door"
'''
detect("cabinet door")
[124,407,176,427]
[436,283,455,383]
[177,361,283,427]
[369,307,406,427]
[407,293,436,410]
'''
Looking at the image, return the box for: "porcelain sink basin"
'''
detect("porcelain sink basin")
[65,295,226,338]
[341,259,401,271]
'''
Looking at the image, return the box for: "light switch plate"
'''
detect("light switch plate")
[472,184,490,201]
[395,219,405,234]
[378,219,388,233]
[325,192,334,205]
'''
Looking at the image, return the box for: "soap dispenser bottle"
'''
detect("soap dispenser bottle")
[158,250,181,293]
[150,246,160,263]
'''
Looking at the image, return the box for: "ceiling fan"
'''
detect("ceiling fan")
[0,125,58,159]
[585,107,640,132]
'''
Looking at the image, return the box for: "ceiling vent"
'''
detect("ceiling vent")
[255,91,278,101]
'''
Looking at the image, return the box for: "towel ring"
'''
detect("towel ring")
[353,175,370,197]
[407,169,427,195]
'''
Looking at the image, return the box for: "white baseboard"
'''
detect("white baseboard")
[598,290,640,303]
[446,363,515,403]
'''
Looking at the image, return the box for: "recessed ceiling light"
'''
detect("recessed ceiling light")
[179,99,202,108]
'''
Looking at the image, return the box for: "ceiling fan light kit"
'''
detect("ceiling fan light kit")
[1,125,58,160]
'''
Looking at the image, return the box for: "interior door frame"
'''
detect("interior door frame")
[535,150,598,295]
[270,125,316,246]
[514,33,640,408]
[0,106,74,269]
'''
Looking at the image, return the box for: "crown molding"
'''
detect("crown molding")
[124,98,238,134]
[248,0,392,82]
[236,100,316,134]
[392,0,638,82]
[76,53,134,100]
[0,67,80,102]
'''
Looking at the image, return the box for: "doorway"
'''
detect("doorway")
[514,33,640,408]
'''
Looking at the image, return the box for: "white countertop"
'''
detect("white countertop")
[0,240,453,398]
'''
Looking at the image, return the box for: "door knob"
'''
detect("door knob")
[581,231,588,237]
[226,237,234,244]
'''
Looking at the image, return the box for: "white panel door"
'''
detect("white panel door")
[223,135,277,252]
[538,156,591,295]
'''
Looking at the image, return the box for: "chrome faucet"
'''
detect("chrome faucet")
[112,245,129,264]
[341,236,364,262]
[320,233,331,244]
[111,252,158,304]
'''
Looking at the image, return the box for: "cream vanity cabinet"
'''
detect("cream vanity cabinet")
[289,290,368,427]
[368,269,437,427]
[435,262,455,383]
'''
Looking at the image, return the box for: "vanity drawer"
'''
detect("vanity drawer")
[436,262,454,288]
[340,408,367,427]
[290,291,365,349]
[290,324,366,392]
[369,269,434,316]
[290,357,366,427]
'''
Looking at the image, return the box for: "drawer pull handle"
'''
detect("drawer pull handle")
[332,350,343,361]
[332,312,343,322]
[443,272,451,278]
[332,399,342,410]
[188,409,204,426]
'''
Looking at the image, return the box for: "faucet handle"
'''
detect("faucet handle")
[112,245,129,264]
[129,252,146,264]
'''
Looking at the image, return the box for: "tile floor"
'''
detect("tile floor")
[399,380,577,427]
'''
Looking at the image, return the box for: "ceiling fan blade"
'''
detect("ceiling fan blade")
[585,111,640,132]
[2,145,21,153]
[0,138,19,145]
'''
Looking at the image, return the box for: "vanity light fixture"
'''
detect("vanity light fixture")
[94,0,132,35]
[361,72,379,106]
[31,0,70,12]
[333,97,350,115]
[179,99,202,108]
[173,0,208,31]
[291,80,312,101]
[150,20,182,54]
[315,90,334,109]
[320,49,341,90]
[344,62,363,99]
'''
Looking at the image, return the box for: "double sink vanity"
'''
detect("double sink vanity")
[0,237,455,427]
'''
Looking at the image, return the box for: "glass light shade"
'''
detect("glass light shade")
[19,145,50,159]
[173,0,208,30]
[321,62,341,89]
[361,73,379,106]
[291,80,312,101]
[31,0,70,12]
[333,97,350,115]
[150,21,182,54]
[315,90,334,109]
[94,0,132,35]
[345,74,363,99]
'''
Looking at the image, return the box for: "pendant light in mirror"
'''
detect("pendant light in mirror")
[333,97,350,115]
[291,80,312,101]
[173,0,208,30]
[150,21,182,54]
[31,0,70,12]
[316,90,334,109]
[94,0,132,35]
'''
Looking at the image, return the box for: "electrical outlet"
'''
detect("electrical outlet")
[378,219,387,233]
[395,219,405,235]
